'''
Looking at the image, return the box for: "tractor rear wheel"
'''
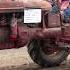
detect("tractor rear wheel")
[27,39,69,67]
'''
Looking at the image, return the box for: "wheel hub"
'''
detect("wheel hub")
[40,39,60,55]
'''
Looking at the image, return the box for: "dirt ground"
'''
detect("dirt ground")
[0,46,33,67]
[0,46,70,70]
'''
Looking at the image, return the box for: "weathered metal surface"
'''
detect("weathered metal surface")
[0,0,51,13]
[0,0,69,49]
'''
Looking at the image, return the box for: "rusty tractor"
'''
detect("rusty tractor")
[0,0,69,67]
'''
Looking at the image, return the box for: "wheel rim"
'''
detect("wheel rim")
[39,39,60,56]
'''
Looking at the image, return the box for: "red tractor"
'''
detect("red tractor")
[0,0,70,67]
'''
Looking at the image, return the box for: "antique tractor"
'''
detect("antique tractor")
[0,0,70,67]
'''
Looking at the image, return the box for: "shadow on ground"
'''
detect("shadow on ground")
[0,63,70,70]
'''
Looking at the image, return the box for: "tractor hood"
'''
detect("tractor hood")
[0,0,51,13]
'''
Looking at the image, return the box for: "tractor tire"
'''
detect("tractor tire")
[27,39,69,67]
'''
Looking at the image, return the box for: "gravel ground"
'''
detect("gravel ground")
[0,46,69,70]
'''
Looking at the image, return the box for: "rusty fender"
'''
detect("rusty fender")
[36,27,62,39]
